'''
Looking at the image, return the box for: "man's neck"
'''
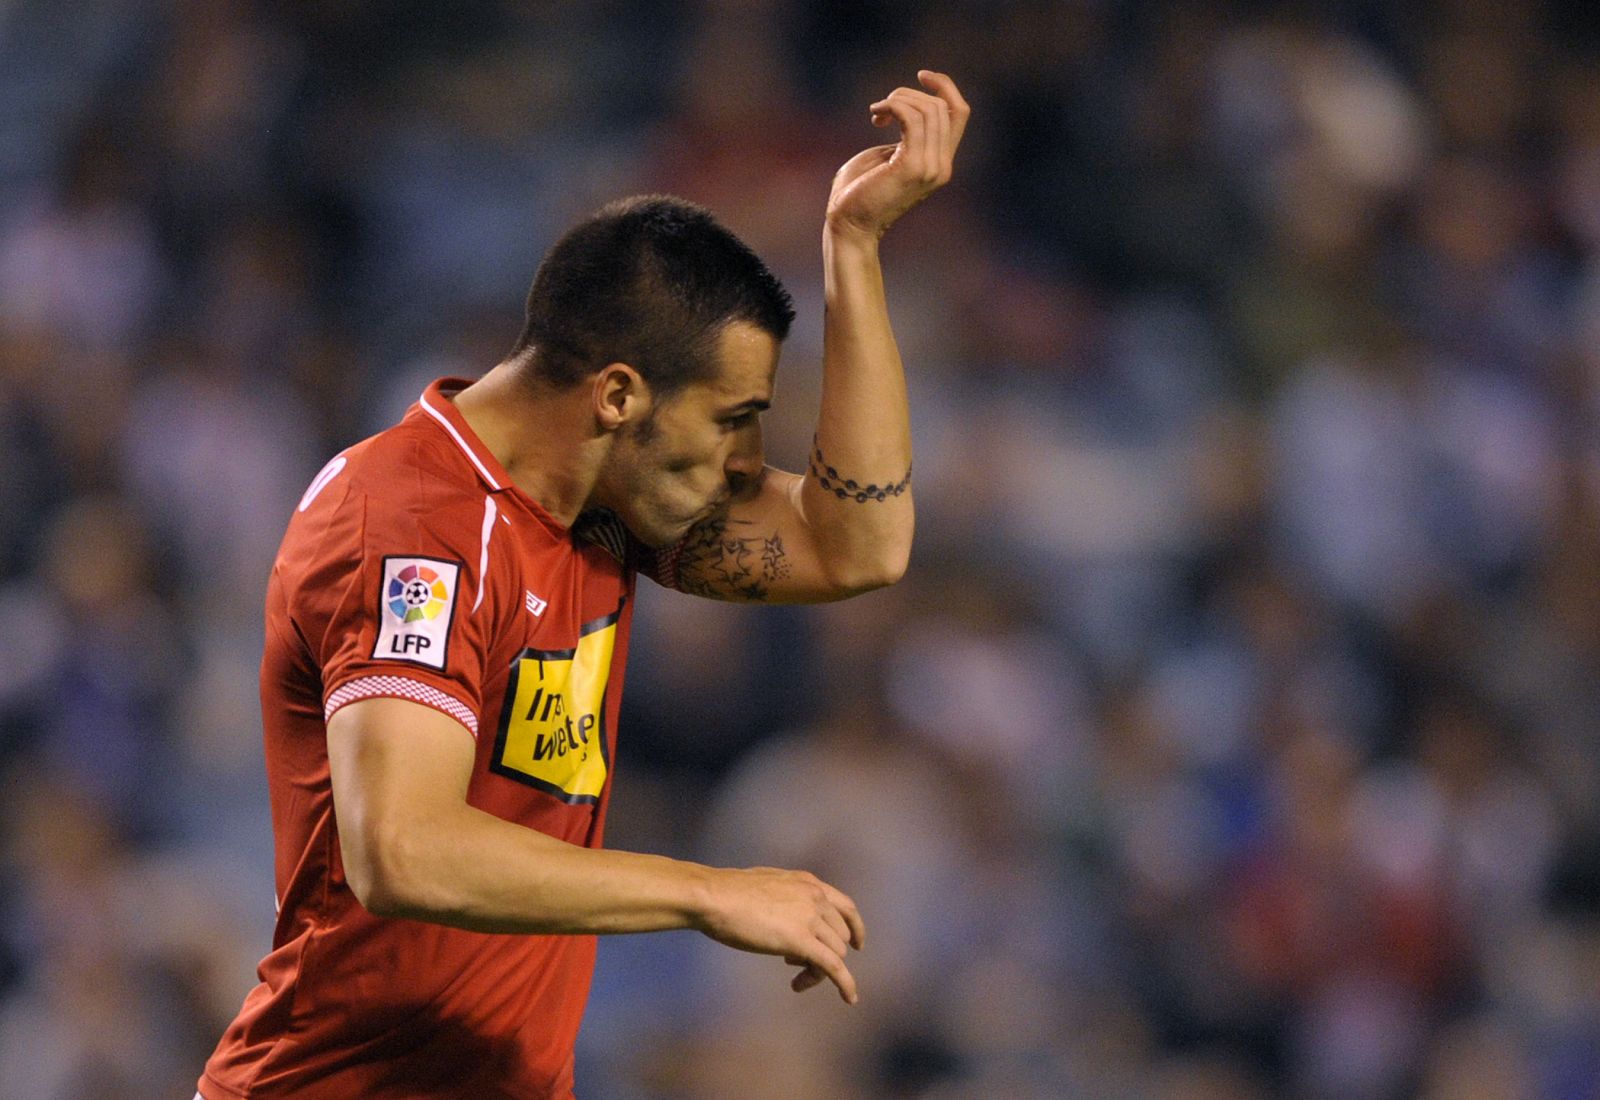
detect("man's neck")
[450,363,602,528]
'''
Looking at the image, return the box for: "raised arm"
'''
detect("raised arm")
[665,71,970,603]
[329,697,866,1001]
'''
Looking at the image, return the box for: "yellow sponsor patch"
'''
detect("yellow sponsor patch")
[490,608,619,803]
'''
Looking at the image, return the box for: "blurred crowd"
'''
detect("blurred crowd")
[3,0,1599,1097]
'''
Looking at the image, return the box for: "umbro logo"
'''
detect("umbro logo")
[525,591,548,617]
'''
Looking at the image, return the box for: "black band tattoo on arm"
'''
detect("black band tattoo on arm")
[808,438,911,502]
[675,516,792,601]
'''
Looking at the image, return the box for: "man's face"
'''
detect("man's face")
[598,320,778,548]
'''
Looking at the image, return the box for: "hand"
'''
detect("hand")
[826,70,970,242]
[694,865,867,1004]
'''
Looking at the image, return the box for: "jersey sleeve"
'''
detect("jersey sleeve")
[312,489,495,739]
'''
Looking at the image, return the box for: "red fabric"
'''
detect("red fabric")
[201,379,637,1099]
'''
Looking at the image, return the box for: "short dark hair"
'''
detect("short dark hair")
[512,195,795,395]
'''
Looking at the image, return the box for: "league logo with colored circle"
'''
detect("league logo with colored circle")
[388,564,448,623]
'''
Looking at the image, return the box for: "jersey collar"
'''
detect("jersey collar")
[414,377,575,539]
[416,377,514,493]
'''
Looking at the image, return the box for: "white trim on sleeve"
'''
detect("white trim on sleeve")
[325,675,479,738]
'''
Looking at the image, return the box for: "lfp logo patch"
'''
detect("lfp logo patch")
[389,563,449,622]
[373,556,461,671]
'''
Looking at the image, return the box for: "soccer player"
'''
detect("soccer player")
[198,71,968,1099]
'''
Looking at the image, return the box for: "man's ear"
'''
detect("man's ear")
[592,363,651,433]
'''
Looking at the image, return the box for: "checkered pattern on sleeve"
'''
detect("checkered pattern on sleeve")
[324,675,479,737]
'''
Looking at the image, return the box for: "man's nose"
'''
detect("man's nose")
[724,428,764,491]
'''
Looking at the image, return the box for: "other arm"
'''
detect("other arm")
[667,71,970,603]
[328,697,865,1001]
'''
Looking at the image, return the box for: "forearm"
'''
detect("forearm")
[804,224,915,587]
[333,702,863,997]
[360,800,712,935]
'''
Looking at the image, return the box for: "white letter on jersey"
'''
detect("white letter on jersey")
[298,455,348,512]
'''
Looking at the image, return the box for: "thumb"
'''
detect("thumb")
[791,964,826,993]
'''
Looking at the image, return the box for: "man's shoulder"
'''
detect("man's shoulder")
[344,414,484,508]
[289,416,488,555]
[346,410,451,477]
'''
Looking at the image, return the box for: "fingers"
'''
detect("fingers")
[792,965,826,994]
[833,69,966,235]
[801,882,863,1002]
[868,83,958,187]
[799,872,863,951]
[707,866,866,1004]
[790,882,865,1000]
[815,913,851,961]
[797,874,857,964]
[835,144,895,183]
[868,93,923,153]
[819,902,853,953]
[800,939,858,1004]
[825,882,866,950]
[867,93,942,185]
[917,69,971,150]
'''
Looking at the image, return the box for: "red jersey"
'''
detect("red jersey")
[201,378,647,1099]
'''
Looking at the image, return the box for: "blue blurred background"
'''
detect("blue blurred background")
[2,1,1599,1097]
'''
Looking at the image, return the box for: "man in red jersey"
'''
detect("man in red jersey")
[199,71,968,1099]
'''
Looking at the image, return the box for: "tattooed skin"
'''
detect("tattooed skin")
[671,443,907,599]
[808,439,911,502]
[675,515,792,601]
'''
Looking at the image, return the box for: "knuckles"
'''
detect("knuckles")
[886,87,949,114]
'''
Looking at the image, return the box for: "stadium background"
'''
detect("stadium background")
[2,0,1599,1097]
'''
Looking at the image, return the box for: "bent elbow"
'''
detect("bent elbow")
[865,551,910,590]
[342,841,398,917]
[349,865,407,919]
[825,547,911,597]
[341,822,432,920]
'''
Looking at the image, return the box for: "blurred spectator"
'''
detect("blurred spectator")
[2,2,1598,1098]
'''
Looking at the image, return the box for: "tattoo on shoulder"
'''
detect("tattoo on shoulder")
[676,515,791,601]
[807,438,911,503]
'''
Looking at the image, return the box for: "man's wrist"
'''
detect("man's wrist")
[679,861,721,933]
[823,216,883,256]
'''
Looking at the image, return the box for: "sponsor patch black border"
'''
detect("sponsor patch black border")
[489,602,624,805]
